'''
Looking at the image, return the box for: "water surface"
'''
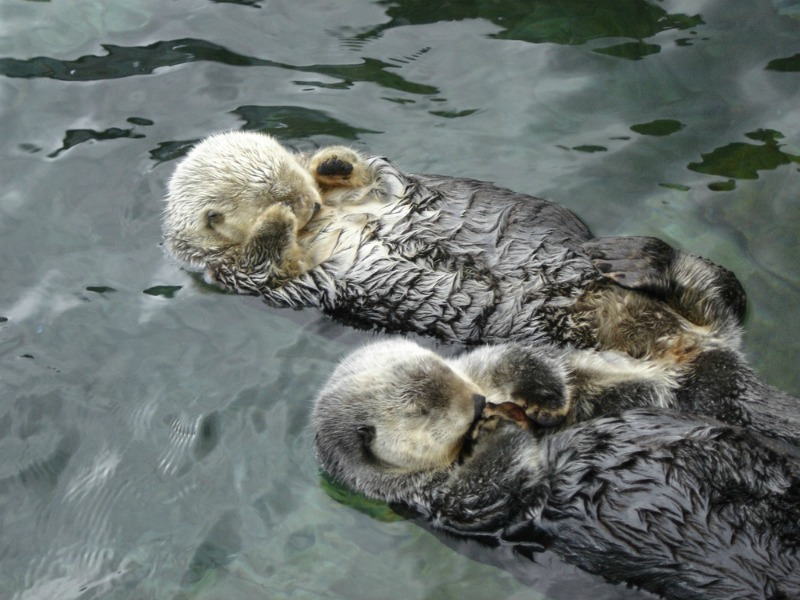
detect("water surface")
[1,0,798,598]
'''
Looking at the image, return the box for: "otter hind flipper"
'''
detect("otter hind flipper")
[583,236,746,329]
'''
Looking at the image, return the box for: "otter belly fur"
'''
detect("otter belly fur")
[162,131,745,354]
[313,339,800,600]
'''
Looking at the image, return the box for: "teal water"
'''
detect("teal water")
[1,1,798,598]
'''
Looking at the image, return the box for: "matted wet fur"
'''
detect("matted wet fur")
[313,336,800,599]
[162,131,745,358]
[313,248,800,599]
[314,398,800,600]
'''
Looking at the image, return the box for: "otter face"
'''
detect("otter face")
[362,357,484,472]
[314,341,486,482]
[162,131,322,270]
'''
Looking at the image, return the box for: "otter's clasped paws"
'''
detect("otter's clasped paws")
[484,402,533,430]
[582,236,676,292]
[254,203,298,240]
[239,203,311,282]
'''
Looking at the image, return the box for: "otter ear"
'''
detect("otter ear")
[356,425,375,448]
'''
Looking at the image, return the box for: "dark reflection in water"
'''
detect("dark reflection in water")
[149,106,379,164]
[150,140,198,165]
[0,38,438,94]
[212,0,262,6]
[234,105,381,140]
[631,120,685,137]
[766,52,800,72]
[688,129,800,181]
[48,119,152,158]
[360,0,703,46]
[143,285,182,298]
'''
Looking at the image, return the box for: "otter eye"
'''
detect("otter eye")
[206,210,224,229]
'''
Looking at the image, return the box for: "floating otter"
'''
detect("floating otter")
[313,338,800,599]
[162,131,745,357]
[314,392,800,599]
[312,239,800,599]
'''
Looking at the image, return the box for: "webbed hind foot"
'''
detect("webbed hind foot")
[583,235,746,327]
[582,236,675,294]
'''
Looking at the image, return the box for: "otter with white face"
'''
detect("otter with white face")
[163,131,748,357]
[320,342,487,474]
[313,337,800,600]
[163,131,373,285]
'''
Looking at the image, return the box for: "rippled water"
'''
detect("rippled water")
[1,1,798,598]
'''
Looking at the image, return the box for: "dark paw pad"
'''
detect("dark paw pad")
[316,157,354,177]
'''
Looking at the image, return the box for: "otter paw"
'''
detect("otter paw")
[317,157,354,178]
[310,146,370,189]
[256,202,297,232]
[582,236,676,291]
[483,402,533,431]
[524,405,567,428]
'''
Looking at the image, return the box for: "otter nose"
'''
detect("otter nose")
[472,394,486,421]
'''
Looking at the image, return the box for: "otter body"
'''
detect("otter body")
[312,241,800,597]
[313,340,800,599]
[163,132,744,353]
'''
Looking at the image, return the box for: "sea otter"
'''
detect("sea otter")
[312,335,800,599]
[314,393,800,600]
[162,131,745,356]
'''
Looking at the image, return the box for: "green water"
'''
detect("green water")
[0,0,798,598]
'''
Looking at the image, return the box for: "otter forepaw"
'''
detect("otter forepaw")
[309,146,370,189]
[256,203,298,234]
[317,157,354,178]
[524,405,567,428]
[582,236,676,291]
[243,203,312,282]
[483,403,532,431]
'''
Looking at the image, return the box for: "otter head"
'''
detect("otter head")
[162,131,322,270]
[313,340,486,500]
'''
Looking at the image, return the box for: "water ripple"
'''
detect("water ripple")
[63,447,121,504]
[158,411,222,478]
[688,128,800,182]
[11,445,133,600]
[0,37,439,94]
[350,0,704,47]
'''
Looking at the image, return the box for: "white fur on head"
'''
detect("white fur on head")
[162,131,321,270]
[313,339,482,500]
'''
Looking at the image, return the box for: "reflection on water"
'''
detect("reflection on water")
[49,119,150,158]
[630,119,685,136]
[688,128,800,182]
[233,105,382,139]
[766,52,800,71]
[0,37,439,94]
[1,0,799,598]
[362,0,703,46]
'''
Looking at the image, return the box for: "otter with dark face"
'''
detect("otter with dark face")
[162,131,745,358]
[313,334,800,600]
